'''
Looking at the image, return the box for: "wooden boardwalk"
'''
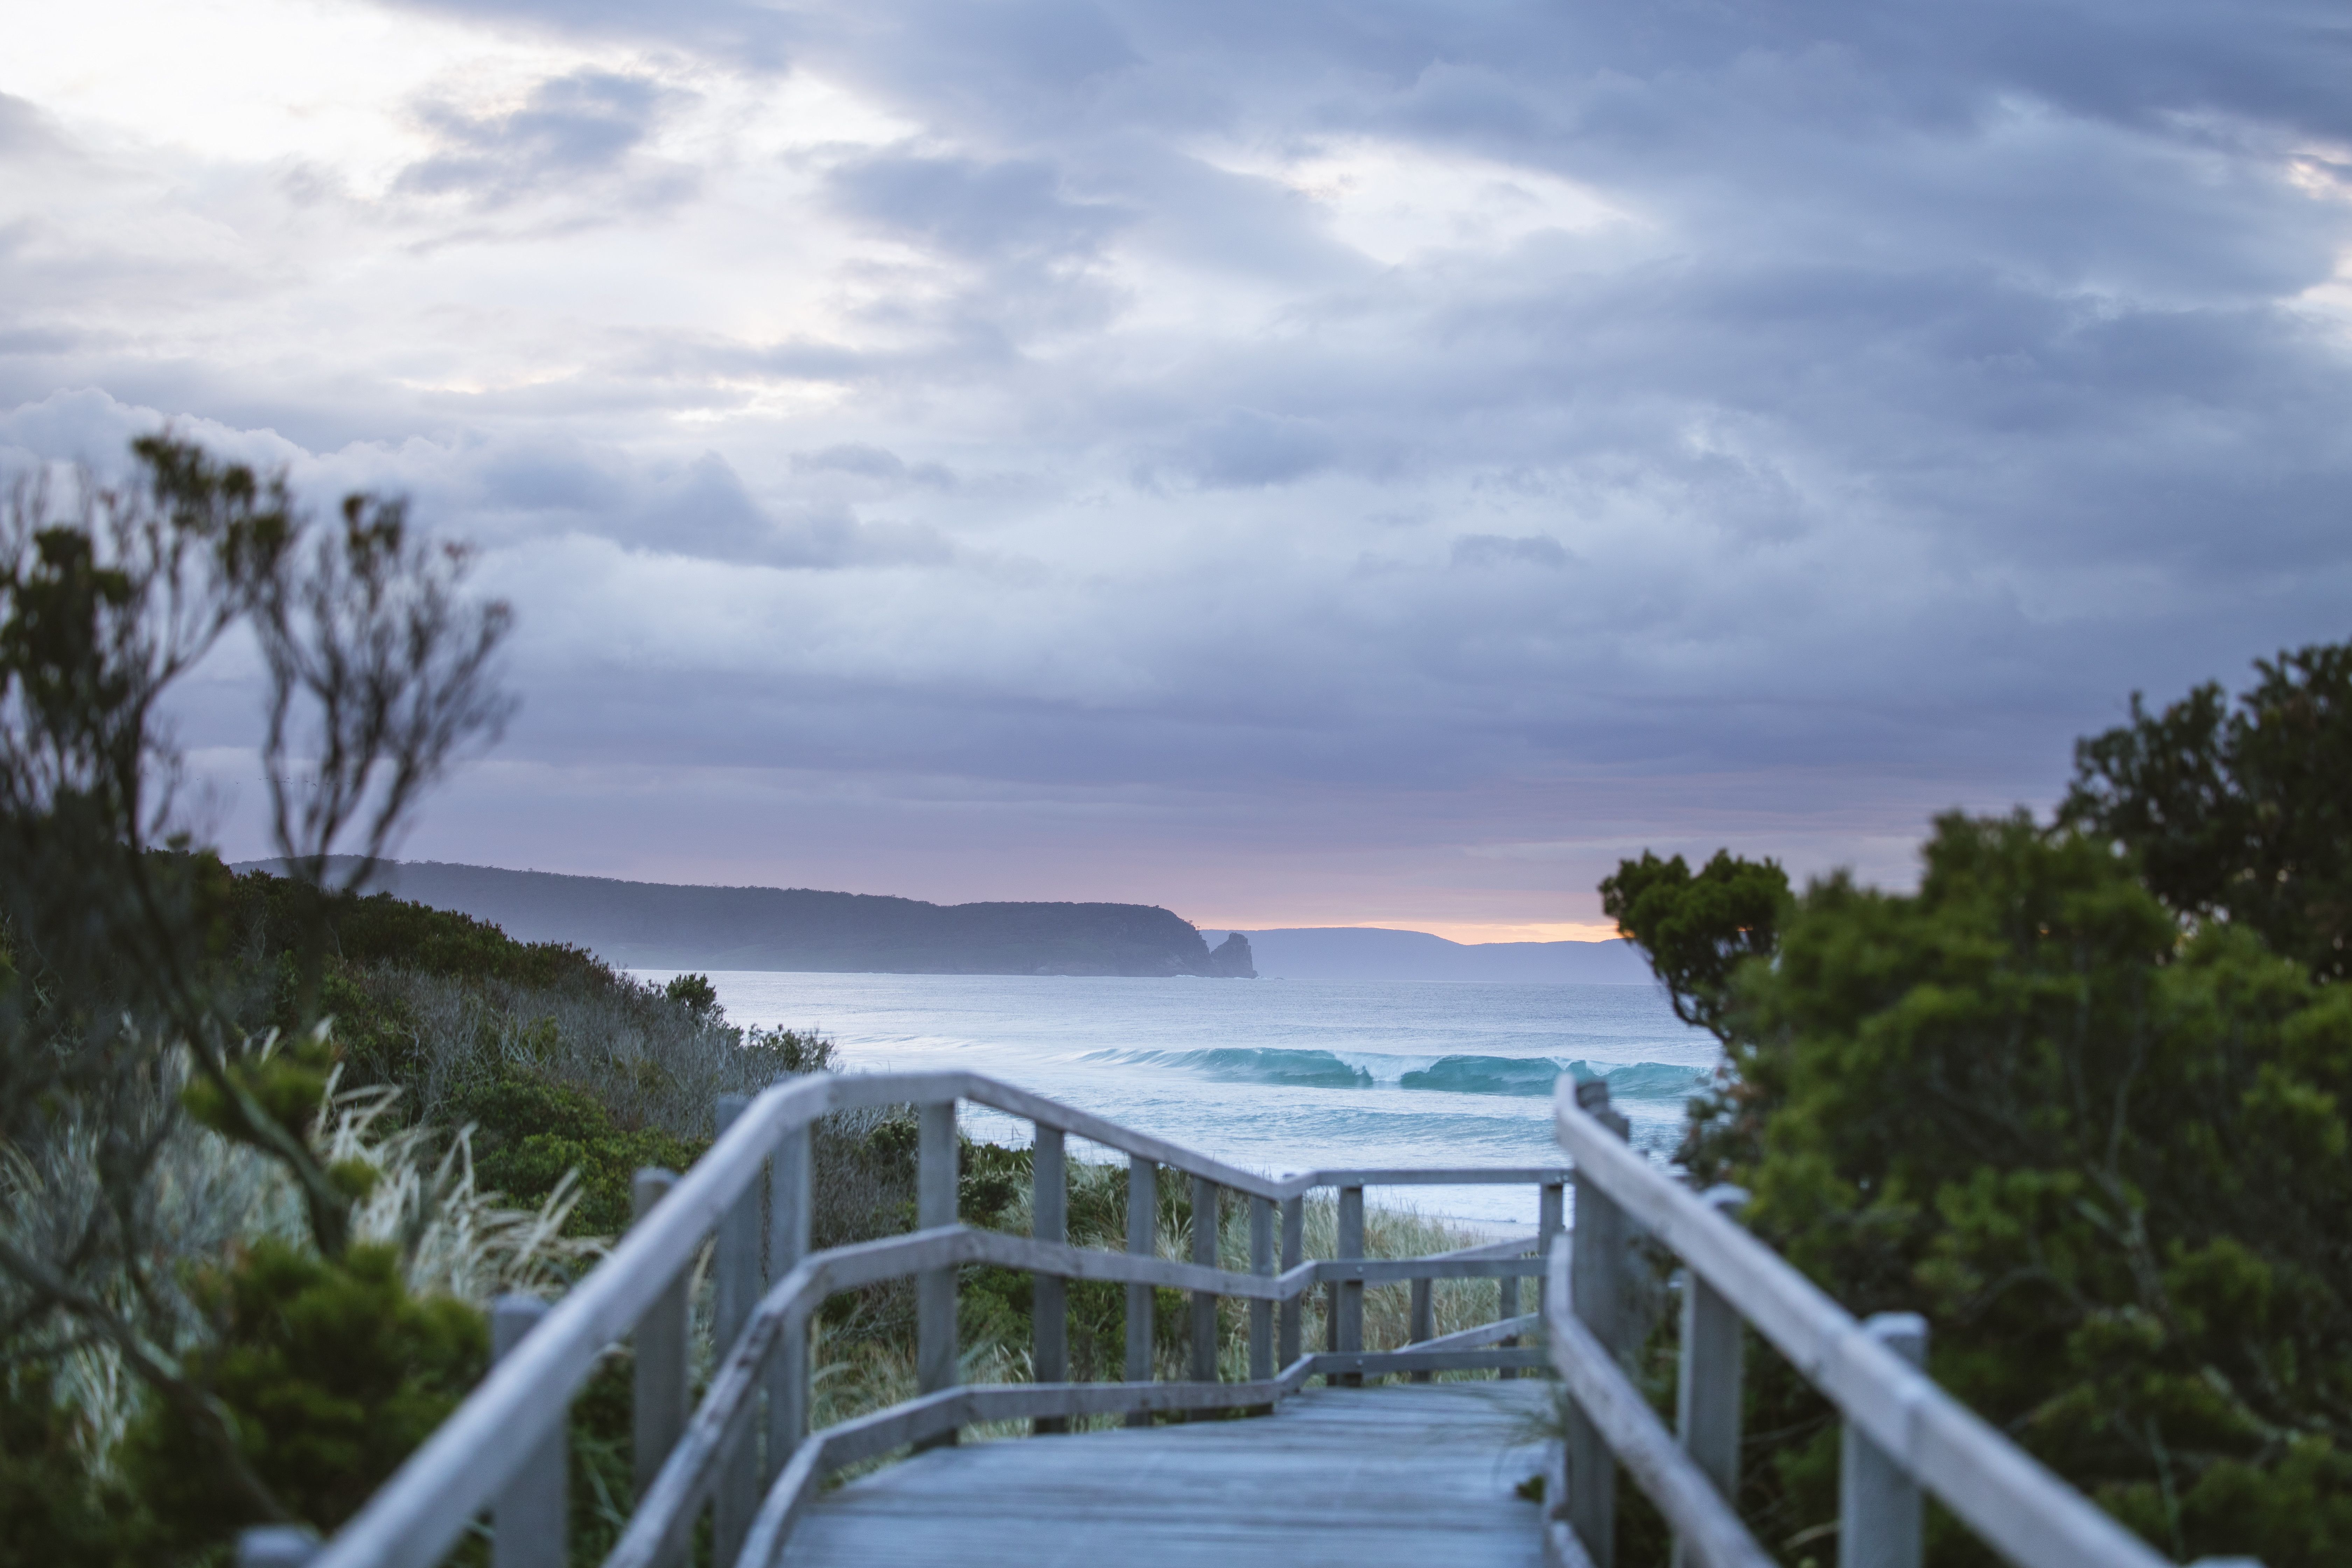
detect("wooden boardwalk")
[782,1382,1556,1568]
[306,1073,2188,1568]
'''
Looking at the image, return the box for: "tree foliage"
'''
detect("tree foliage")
[0,436,513,1545]
[1600,849,1790,1045]
[2065,642,2352,980]
[1609,644,2352,1565]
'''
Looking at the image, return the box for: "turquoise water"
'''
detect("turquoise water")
[634,971,1717,1228]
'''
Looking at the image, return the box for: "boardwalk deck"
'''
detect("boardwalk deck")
[781,1381,1557,1568]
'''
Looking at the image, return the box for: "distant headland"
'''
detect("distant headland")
[232,859,1259,979]
[230,860,1651,983]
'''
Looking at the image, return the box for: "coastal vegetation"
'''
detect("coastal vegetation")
[0,438,1463,1565]
[1604,642,2352,1565]
[13,432,2341,1568]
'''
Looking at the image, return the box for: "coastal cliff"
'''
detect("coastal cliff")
[232,859,1254,978]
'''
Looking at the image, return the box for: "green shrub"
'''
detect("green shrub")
[1618,813,2352,1564]
[453,1071,705,1236]
[122,1239,486,1548]
[0,1370,146,1568]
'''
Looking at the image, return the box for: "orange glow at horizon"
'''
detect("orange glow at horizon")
[1198,919,1625,946]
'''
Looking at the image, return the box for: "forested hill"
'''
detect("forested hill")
[229,859,1256,978]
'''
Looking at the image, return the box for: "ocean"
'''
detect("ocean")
[632,970,1718,1230]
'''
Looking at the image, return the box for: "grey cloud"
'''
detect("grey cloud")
[0,94,66,157]
[825,152,1132,262]
[792,444,957,487]
[1155,409,1337,488]
[398,70,691,208]
[1452,535,1569,570]
[15,0,2352,917]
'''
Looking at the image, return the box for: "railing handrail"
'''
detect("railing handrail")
[610,1222,1551,1568]
[1552,1081,2176,1568]
[1542,1244,1770,1568]
[314,1068,1567,1568]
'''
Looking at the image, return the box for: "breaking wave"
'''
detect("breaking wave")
[1075,1046,1709,1100]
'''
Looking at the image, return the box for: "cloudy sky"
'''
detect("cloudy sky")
[4,0,2347,940]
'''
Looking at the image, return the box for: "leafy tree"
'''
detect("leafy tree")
[1600,849,1790,1045]
[1607,637,2352,1562]
[120,1240,487,1553]
[1600,848,1790,1187]
[2064,643,2352,980]
[664,972,720,1020]
[0,435,512,1541]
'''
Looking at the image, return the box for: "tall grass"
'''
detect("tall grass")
[343,966,824,1138]
[0,1035,595,1475]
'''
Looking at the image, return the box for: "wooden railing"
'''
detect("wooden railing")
[293,1070,1568,1568]
[1541,1077,2261,1568]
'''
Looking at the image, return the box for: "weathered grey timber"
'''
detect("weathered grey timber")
[1030,1125,1068,1436]
[293,1067,2255,1568]
[779,1382,1554,1568]
[1550,1080,2204,1568]
[489,1298,561,1568]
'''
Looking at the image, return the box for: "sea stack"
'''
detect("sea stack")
[1205,932,1257,978]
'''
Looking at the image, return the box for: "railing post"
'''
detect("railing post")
[1408,1277,1435,1382]
[1498,1267,1521,1381]
[1032,1124,1069,1435]
[1537,1181,1567,1317]
[1519,1177,1560,1380]
[915,1098,959,1451]
[1567,1080,1630,1568]
[1278,1195,1304,1367]
[1126,1156,1157,1426]
[631,1167,688,1529]
[712,1096,760,1564]
[1336,1184,1365,1385]
[1190,1176,1220,1386]
[491,1295,565,1568]
[1840,1313,1927,1568]
[1248,1195,1274,1385]
[1673,1186,1750,1568]
[767,1120,811,1476]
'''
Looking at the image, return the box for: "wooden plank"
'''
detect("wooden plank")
[1127,1155,1156,1426]
[1302,1257,1546,1284]
[1500,1271,1522,1382]
[1289,1167,1575,1190]
[629,1170,688,1532]
[489,1297,563,1568]
[1409,1280,1435,1383]
[1566,1084,1628,1565]
[914,1100,959,1452]
[1031,1126,1068,1435]
[608,1266,789,1568]
[1675,1189,1747,1568]
[1841,1315,1926,1568]
[1248,1196,1274,1383]
[314,1063,1581,1568]
[1435,1233,1542,1261]
[314,1073,917,1568]
[1410,1311,1541,1352]
[1336,1186,1365,1385]
[1543,1247,1773,1568]
[969,1080,1289,1199]
[1308,1349,1550,1376]
[1190,1176,1219,1384]
[1278,1196,1304,1367]
[780,1383,1553,1568]
[1553,1084,2175,1568]
[765,1124,811,1476]
[712,1096,761,1564]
